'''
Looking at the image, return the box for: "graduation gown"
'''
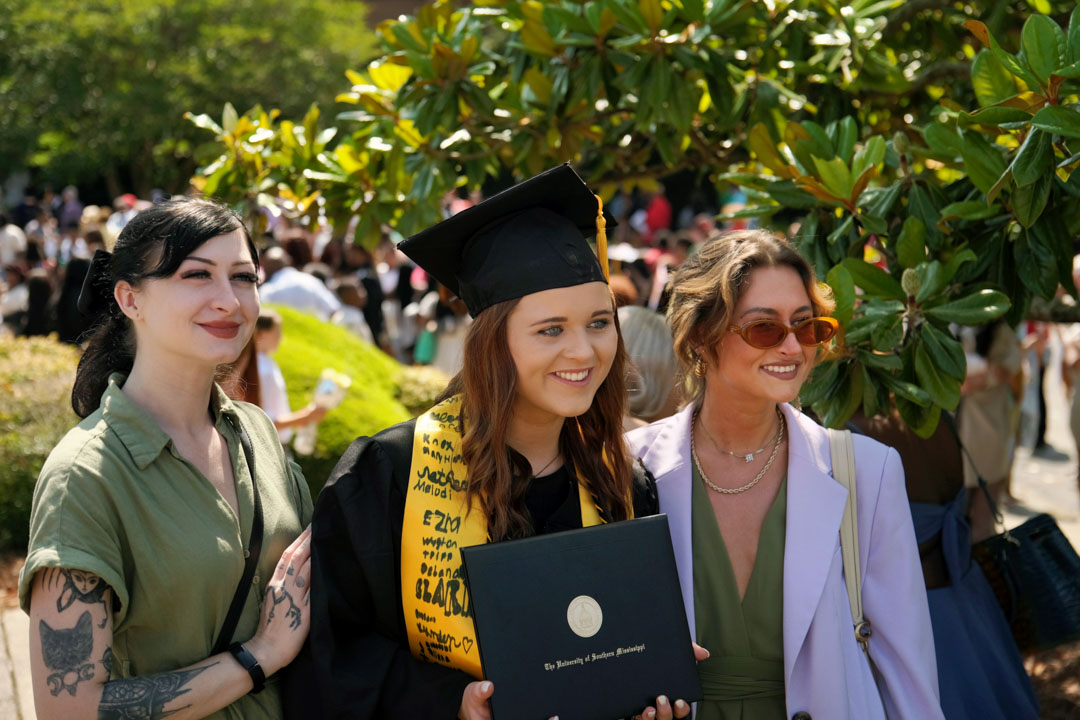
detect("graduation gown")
[285,419,658,719]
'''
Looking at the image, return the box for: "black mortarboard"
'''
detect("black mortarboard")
[398,164,613,316]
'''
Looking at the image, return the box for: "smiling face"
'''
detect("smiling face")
[706,265,817,406]
[505,281,618,424]
[119,229,259,369]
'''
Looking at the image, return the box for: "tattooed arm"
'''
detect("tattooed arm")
[28,528,312,720]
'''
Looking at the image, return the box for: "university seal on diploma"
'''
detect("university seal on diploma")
[567,595,603,638]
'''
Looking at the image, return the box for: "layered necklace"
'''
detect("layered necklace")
[691,408,785,495]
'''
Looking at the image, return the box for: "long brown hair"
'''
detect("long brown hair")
[438,293,634,541]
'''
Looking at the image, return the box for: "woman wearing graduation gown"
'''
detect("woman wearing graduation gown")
[298,166,696,720]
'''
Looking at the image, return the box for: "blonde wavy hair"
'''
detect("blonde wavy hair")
[666,229,836,404]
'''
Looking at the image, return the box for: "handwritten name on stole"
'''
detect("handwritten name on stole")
[401,395,606,679]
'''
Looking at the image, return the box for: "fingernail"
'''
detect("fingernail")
[702,649,711,659]
[658,696,669,708]
[646,710,656,720]
[675,700,687,711]
[481,681,492,693]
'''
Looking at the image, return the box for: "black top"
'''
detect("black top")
[397,164,612,317]
[284,418,657,719]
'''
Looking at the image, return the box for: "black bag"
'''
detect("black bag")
[948,414,1080,653]
[971,512,1080,653]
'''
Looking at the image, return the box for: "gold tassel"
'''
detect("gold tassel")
[594,193,610,281]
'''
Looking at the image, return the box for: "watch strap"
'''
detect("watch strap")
[228,641,266,694]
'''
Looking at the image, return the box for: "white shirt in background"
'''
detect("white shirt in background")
[257,352,293,444]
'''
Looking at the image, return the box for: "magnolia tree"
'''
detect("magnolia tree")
[188,0,1080,434]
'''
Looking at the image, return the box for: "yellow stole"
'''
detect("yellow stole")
[401,394,606,678]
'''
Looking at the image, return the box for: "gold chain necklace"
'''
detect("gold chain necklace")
[699,410,782,463]
[691,408,785,495]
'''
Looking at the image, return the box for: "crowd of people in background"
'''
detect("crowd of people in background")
[1,182,1076,499]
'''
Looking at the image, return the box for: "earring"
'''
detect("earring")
[693,355,707,378]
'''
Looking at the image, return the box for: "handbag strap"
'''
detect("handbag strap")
[940,408,1005,529]
[211,415,264,656]
[828,428,872,652]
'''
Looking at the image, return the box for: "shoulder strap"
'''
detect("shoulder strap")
[828,428,872,652]
[211,416,264,656]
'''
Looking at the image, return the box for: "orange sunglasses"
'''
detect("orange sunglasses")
[728,316,839,349]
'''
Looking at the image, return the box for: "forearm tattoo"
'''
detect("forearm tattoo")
[40,611,95,696]
[42,568,111,628]
[266,586,302,630]
[97,663,216,719]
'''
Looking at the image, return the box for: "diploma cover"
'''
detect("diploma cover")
[461,514,702,720]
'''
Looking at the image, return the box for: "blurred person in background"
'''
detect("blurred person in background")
[254,308,327,445]
[1,212,28,268]
[260,247,341,322]
[54,257,95,345]
[957,321,1024,541]
[619,305,679,430]
[330,276,374,344]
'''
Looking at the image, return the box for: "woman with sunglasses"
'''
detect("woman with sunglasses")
[627,230,943,720]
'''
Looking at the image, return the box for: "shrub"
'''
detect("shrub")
[0,335,80,551]
[270,305,412,499]
[394,365,450,417]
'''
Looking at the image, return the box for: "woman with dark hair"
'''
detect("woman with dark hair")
[20,197,313,719]
[55,257,94,344]
[16,268,54,336]
[627,230,942,720]
[300,166,699,720]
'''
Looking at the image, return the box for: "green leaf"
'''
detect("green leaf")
[959,106,1034,127]
[222,103,239,134]
[819,361,864,429]
[965,20,1043,90]
[1014,229,1060,299]
[1022,14,1066,83]
[895,216,926,269]
[1030,105,1080,138]
[1011,129,1052,186]
[851,136,886,180]
[861,183,903,218]
[920,323,967,381]
[830,116,859,163]
[185,112,225,136]
[856,349,904,371]
[826,264,855,327]
[915,342,961,411]
[1012,172,1052,228]
[923,123,965,160]
[1070,5,1080,65]
[961,131,1009,194]
[870,314,904,352]
[841,258,905,300]
[939,201,1001,222]
[881,372,932,407]
[925,289,1011,324]
[972,50,1018,106]
[639,0,664,34]
[896,397,942,438]
[812,156,853,198]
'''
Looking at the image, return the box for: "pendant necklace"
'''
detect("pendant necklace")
[692,408,785,495]
[699,408,782,463]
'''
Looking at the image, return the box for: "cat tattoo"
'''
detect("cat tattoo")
[40,611,95,696]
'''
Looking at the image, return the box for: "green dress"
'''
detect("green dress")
[691,464,787,720]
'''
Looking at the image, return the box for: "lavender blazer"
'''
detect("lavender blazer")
[626,403,944,720]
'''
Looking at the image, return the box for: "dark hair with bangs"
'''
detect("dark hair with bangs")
[72,197,256,418]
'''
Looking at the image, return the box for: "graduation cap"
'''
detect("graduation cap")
[398,164,613,317]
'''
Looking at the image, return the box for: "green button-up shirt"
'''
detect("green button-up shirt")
[20,375,313,719]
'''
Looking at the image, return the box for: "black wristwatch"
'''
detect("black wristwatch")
[228,642,266,694]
